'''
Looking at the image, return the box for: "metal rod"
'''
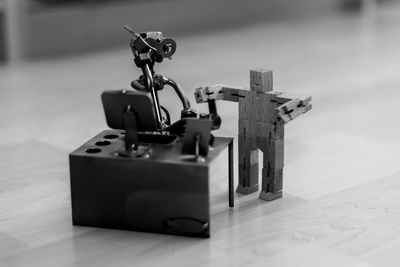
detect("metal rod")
[163,77,191,110]
[142,64,163,128]
[131,79,146,91]
[123,25,140,38]
[228,139,234,207]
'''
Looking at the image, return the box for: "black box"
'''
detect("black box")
[69,130,232,237]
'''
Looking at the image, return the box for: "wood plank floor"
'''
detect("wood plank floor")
[1,5,400,267]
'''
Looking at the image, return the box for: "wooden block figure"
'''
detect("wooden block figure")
[194,68,312,201]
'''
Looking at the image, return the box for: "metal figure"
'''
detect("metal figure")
[124,25,196,130]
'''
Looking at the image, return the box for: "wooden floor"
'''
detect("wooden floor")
[2,5,400,267]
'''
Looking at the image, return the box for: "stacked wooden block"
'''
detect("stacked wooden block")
[194,68,312,201]
[237,69,285,201]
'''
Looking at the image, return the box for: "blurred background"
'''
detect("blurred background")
[0,0,392,62]
[2,1,400,266]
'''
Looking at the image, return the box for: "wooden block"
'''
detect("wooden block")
[221,86,246,102]
[259,191,282,201]
[250,69,273,93]
[222,88,240,102]
[194,87,209,103]
[275,99,299,124]
[238,147,258,165]
[288,102,312,119]
[261,168,283,193]
[276,124,285,139]
[248,163,259,185]
[258,138,284,170]
[238,162,259,187]
[238,134,257,148]
[239,90,254,120]
[237,184,259,195]
[254,121,284,140]
[238,118,256,136]
[238,134,257,164]
[253,93,262,122]
[304,103,312,112]
[194,85,227,103]
[276,92,312,105]
[195,85,248,103]
[206,86,224,101]
[254,92,277,123]
[275,99,312,125]
[250,149,258,165]
[275,110,286,126]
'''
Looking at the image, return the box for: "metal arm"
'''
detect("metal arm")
[163,77,191,110]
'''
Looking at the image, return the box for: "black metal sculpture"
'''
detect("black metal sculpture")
[124,25,197,129]
[69,27,234,238]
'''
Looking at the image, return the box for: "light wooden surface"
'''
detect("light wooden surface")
[2,5,400,267]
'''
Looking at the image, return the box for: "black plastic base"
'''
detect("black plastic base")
[69,130,232,237]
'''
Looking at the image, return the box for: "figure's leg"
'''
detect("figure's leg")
[259,168,283,201]
[236,134,259,194]
[258,137,284,201]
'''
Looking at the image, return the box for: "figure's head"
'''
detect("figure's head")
[124,26,177,68]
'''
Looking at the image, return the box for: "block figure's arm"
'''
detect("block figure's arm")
[194,85,247,103]
[272,92,312,125]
